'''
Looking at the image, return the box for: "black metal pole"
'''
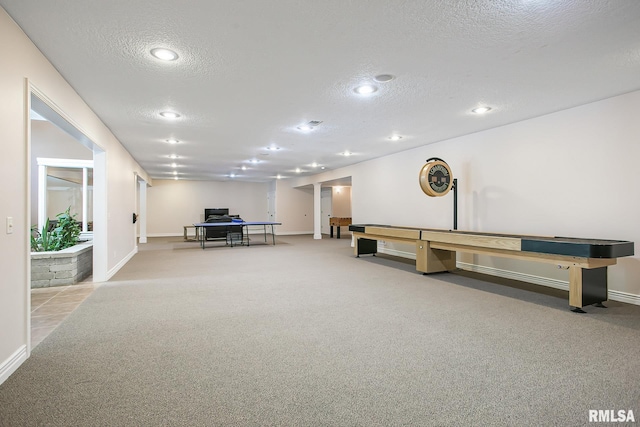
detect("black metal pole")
[425,157,445,163]
[425,157,457,229]
[453,178,458,230]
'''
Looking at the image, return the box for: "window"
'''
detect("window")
[37,158,93,237]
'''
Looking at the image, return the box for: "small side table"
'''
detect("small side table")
[183,225,200,241]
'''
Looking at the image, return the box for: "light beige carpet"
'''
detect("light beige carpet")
[1,235,639,426]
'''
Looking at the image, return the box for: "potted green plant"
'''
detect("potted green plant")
[31,207,81,252]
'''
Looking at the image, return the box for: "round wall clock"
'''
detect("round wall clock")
[419,159,453,197]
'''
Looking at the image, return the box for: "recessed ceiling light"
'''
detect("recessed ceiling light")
[166,139,179,144]
[229,173,236,178]
[342,151,352,156]
[311,162,318,168]
[374,74,395,82]
[173,171,178,175]
[297,124,312,131]
[174,177,178,180]
[171,163,177,168]
[150,48,178,61]
[159,111,180,119]
[321,166,326,170]
[354,84,377,95]
[389,135,403,141]
[295,168,301,173]
[250,159,259,164]
[266,145,280,151]
[472,106,492,114]
[168,154,178,159]
[241,165,247,171]
[277,174,282,179]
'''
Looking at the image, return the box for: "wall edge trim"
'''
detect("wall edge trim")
[0,345,28,386]
[105,246,138,281]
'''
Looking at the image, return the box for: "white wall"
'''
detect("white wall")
[0,7,150,385]
[146,180,269,236]
[274,180,314,235]
[30,119,93,226]
[293,90,640,300]
[47,186,83,220]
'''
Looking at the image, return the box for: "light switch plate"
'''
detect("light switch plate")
[6,217,13,234]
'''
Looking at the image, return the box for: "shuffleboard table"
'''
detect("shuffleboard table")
[349,224,634,312]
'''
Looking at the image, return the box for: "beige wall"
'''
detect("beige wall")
[0,7,150,384]
[146,180,269,236]
[293,90,640,300]
[275,180,314,235]
[331,186,352,218]
[145,177,316,238]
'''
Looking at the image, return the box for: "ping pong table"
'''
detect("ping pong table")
[194,221,282,249]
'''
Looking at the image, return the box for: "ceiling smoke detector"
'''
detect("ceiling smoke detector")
[374,74,395,82]
[297,120,323,131]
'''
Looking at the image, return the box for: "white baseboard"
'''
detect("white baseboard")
[373,252,640,307]
[457,261,639,306]
[608,289,640,306]
[0,345,27,386]
[106,246,138,281]
[457,261,568,291]
[278,231,314,236]
[378,246,417,260]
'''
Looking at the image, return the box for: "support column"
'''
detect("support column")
[313,182,322,240]
[138,180,147,244]
[92,150,107,282]
[82,168,88,232]
[37,164,47,232]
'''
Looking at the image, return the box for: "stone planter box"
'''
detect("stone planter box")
[30,241,93,288]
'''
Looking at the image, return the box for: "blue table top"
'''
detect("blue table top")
[194,221,282,227]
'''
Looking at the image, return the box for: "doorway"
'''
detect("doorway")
[320,188,332,235]
[28,87,106,349]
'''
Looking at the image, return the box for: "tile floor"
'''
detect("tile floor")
[30,281,99,348]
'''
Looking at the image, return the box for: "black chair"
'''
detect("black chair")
[205,215,244,245]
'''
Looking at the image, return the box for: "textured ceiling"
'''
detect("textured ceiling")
[2,0,640,182]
